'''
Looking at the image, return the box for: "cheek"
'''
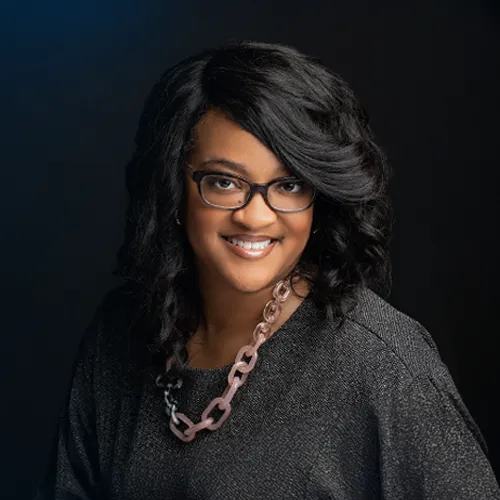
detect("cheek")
[285,213,313,246]
[189,209,219,237]
[184,190,225,254]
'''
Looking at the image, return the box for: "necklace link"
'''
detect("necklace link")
[161,276,293,442]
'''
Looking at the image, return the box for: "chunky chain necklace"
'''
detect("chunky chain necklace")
[156,277,293,442]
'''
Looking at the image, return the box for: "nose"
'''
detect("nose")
[231,191,277,228]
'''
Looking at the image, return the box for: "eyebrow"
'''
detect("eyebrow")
[200,158,288,177]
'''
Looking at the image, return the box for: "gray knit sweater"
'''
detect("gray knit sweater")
[35,287,500,499]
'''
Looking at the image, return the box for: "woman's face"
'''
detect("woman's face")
[183,109,314,294]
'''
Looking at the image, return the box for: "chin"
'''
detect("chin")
[222,267,282,294]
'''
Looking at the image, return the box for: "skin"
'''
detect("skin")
[180,108,314,369]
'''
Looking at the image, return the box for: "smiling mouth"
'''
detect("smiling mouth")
[222,236,277,250]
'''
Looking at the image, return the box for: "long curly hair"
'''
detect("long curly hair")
[113,40,393,385]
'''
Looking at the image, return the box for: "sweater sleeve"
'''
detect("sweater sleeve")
[379,373,500,499]
[34,317,105,500]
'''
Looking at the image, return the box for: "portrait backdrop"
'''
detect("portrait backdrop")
[0,1,498,498]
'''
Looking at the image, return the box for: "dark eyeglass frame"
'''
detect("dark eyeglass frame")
[188,168,316,213]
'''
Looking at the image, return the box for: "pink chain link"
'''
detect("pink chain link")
[168,277,292,442]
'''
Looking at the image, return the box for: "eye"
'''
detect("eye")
[276,180,304,194]
[205,175,241,191]
[214,178,235,190]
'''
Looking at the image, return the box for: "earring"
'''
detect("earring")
[175,210,181,226]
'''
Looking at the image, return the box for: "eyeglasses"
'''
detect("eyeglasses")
[188,168,316,213]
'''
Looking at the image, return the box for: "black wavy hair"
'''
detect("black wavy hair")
[113,40,393,385]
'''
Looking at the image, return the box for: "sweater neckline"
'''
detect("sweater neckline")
[182,293,315,378]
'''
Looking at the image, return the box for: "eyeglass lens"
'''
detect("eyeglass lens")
[200,174,314,211]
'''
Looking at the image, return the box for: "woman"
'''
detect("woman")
[36,40,499,499]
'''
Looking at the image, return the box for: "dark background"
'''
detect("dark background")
[1,1,498,498]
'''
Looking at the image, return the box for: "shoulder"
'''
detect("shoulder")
[314,288,489,444]
[304,291,498,496]
[308,287,455,404]
[343,287,446,380]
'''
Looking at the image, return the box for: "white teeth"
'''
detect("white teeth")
[228,238,272,250]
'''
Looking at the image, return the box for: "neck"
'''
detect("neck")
[188,274,309,369]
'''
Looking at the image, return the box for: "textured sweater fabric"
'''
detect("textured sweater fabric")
[35,287,500,499]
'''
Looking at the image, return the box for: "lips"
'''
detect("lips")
[221,234,280,260]
[222,234,278,242]
[224,236,273,250]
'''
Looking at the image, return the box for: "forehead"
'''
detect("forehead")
[189,109,289,180]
